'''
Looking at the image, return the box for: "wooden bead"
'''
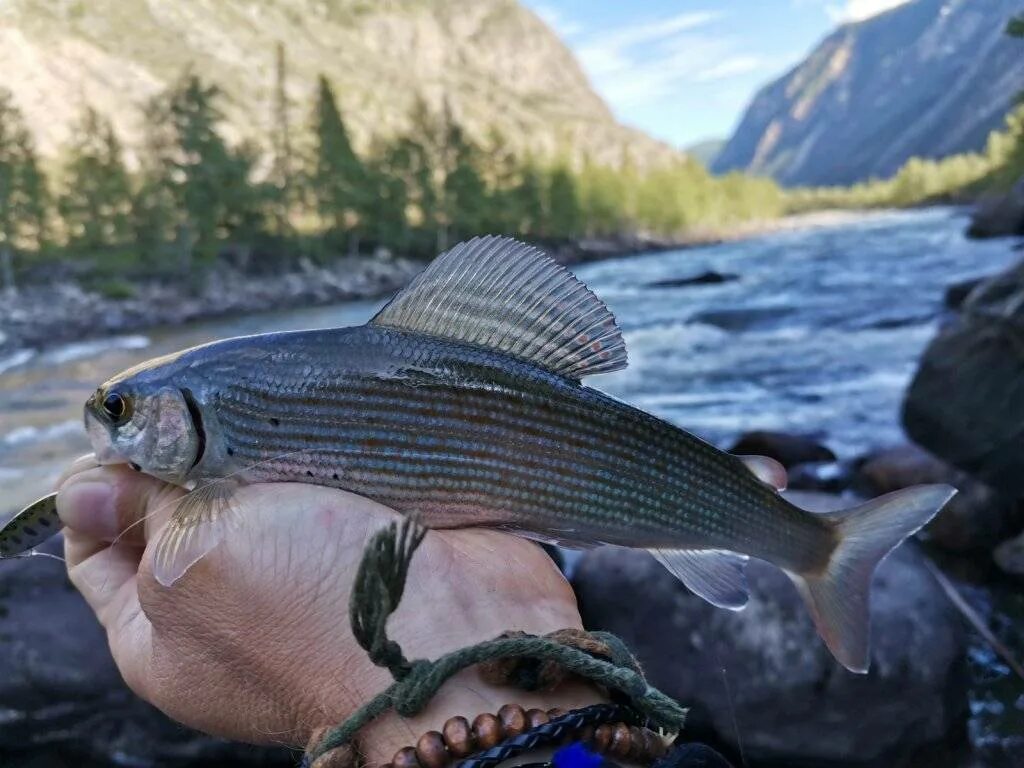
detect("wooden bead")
[415,731,448,768]
[442,716,475,758]
[592,724,614,752]
[648,730,668,758]
[628,726,647,760]
[497,704,527,737]
[310,744,356,768]
[609,723,632,759]
[392,746,421,768]
[577,724,595,745]
[472,712,503,749]
[525,708,549,729]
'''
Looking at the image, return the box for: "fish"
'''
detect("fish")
[58,236,951,672]
[0,493,62,557]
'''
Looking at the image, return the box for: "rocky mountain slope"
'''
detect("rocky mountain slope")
[0,0,677,167]
[713,0,1024,186]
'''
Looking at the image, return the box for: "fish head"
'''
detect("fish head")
[85,370,201,485]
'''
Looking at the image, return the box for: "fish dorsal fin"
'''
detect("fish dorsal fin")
[370,236,627,379]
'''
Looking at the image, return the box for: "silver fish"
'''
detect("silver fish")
[0,493,62,557]
[70,236,952,672]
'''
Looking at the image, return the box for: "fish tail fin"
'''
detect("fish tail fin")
[790,484,956,673]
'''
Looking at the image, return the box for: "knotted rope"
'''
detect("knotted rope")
[307,518,687,763]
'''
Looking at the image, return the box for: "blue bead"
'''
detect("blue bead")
[554,742,604,768]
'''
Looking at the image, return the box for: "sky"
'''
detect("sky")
[522,0,912,149]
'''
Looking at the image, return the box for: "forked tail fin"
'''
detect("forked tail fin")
[789,484,956,673]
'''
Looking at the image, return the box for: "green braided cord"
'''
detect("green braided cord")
[309,519,688,761]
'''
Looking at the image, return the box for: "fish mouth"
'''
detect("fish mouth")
[84,409,128,466]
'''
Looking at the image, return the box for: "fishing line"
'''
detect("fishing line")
[715,646,746,768]
[109,446,330,548]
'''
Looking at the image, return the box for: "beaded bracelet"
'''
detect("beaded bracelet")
[386,703,667,768]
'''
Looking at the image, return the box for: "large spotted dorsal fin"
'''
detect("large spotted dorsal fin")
[370,236,627,379]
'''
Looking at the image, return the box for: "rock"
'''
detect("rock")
[786,460,856,493]
[903,259,1024,497]
[853,443,1019,552]
[993,531,1024,577]
[647,271,739,289]
[573,493,968,767]
[967,177,1024,239]
[0,538,292,767]
[944,277,986,310]
[729,431,836,469]
[690,306,794,332]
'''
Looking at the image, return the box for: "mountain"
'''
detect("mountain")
[0,0,678,168]
[684,139,725,167]
[712,0,1024,186]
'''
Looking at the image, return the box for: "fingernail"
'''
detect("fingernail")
[58,480,120,540]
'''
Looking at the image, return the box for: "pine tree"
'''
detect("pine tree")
[310,75,369,252]
[58,107,133,251]
[141,72,263,261]
[0,88,48,292]
[443,122,488,241]
[545,162,582,238]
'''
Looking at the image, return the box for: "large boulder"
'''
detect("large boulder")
[729,431,836,469]
[903,259,1024,497]
[854,443,1020,552]
[966,177,1024,239]
[0,537,291,767]
[573,493,968,767]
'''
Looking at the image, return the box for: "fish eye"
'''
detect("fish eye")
[102,392,130,423]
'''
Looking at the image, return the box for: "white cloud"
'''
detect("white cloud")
[567,10,762,108]
[693,56,764,83]
[827,0,912,22]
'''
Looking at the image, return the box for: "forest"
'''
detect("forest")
[0,62,784,290]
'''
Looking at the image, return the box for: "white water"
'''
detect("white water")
[0,207,1020,516]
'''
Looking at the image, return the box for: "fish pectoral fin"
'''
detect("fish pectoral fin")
[648,548,750,610]
[151,483,240,588]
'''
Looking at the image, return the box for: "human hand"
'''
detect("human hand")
[56,453,784,760]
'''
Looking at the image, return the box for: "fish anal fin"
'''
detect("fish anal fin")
[151,483,239,588]
[370,236,627,379]
[649,548,750,610]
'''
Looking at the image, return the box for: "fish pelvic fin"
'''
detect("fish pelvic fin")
[152,482,240,588]
[649,548,750,610]
[789,484,956,674]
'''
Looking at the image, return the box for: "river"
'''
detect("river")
[1,206,1019,514]
[1,206,1022,763]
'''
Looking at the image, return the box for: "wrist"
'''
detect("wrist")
[361,672,606,765]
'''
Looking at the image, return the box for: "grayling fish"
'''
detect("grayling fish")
[44,236,954,671]
[0,493,62,557]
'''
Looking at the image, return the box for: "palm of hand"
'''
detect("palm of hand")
[58,462,582,753]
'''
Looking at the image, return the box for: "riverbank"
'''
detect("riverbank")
[0,211,882,357]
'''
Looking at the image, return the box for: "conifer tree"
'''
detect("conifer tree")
[546,162,582,238]
[0,88,48,292]
[59,107,133,251]
[310,75,369,251]
[142,72,262,261]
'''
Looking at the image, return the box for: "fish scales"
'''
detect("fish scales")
[64,235,956,671]
[192,326,827,565]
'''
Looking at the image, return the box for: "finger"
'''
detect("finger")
[57,465,185,546]
[67,537,145,626]
[739,455,788,491]
[56,453,100,488]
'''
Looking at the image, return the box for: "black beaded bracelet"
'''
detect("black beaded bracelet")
[454,703,646,768]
